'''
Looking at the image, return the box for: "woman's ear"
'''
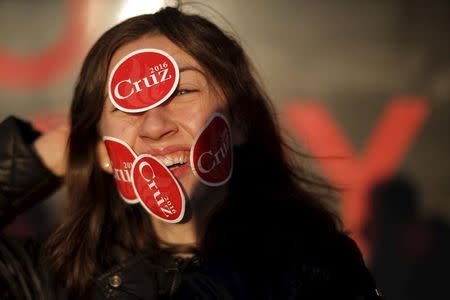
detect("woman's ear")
[97,140,113,174]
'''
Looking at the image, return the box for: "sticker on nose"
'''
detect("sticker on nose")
[108,49,179,113]
[103,136,138,204]
[190,113,233,186]
[131,154,185,223]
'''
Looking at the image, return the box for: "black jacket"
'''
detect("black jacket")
[0,116,383,299]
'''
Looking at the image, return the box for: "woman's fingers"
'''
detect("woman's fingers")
[33,123,69,177]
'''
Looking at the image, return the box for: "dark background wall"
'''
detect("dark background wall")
[1,1,449,298]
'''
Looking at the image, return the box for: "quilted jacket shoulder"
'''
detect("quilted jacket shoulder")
[0,116,61,229]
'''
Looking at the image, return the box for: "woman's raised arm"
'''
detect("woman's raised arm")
[0,116,63,229]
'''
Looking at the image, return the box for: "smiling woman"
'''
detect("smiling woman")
[100,34,228,202]
[0,6,382,300]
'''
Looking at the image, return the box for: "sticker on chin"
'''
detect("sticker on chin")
[131,154,185,223]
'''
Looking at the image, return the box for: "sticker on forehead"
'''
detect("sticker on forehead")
[190,113,233,186]
[103,136,138,204]
[131,154,185,223]
[108,48,179,113]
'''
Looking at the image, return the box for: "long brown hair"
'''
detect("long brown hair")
[43,7,340,296]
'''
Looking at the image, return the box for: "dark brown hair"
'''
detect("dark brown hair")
[43,7,340,296]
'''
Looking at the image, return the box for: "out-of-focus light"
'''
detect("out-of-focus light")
[118,0,166,22]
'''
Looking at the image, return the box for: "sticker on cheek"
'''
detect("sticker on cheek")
[190,113,233,186]
[131,155,185,223]
[108,48,179,113]
[103,136,138,204]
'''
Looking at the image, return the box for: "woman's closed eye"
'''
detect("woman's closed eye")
[108,88,200,113]
[175,88,198,96]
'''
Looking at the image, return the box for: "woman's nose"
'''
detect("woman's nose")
[138,105,178,141]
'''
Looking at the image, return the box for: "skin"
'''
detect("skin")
[34,122,69,177]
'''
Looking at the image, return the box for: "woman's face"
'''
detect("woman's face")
[99,34,227,200]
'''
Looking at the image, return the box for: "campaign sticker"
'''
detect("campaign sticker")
[108,49,179,113]
[190,113,233,186]
[103,136,138,204]
[131,154,185,223]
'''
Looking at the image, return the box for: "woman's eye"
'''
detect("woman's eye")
[176,89,189,96]
[175,88,197,96]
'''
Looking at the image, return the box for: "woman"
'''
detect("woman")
[0,7,381,300]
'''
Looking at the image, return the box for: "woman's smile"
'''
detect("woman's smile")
[139,146,191,178]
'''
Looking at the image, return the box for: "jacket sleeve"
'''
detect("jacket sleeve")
[283,232,383,299]
[330,234,382,300]
[312,233,384,299]
[0,116,62,229]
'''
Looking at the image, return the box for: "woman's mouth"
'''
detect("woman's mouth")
[152,150,191,177]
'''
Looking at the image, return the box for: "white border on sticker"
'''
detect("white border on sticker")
[131,154,186,223]
[189,112,233,187]
[103,136,139,204]
[107,48,180,113]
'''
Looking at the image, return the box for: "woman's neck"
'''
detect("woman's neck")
[151,218,198,246]
[150,185,228,250]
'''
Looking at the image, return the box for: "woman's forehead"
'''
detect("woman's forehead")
[108,34,200,73]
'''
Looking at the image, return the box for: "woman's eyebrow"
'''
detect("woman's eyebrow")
[179,66,206,77]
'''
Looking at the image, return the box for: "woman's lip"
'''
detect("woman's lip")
[170,162,191,178]
[139,145,191,156]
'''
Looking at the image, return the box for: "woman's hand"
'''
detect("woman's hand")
[33,123,70,177]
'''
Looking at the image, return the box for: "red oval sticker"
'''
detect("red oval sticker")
[190,113,233,186]
[103,136,138,204]
[131,154,185,223]
[108,49,179,113]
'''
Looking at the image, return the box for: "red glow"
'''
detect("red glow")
[283,97,430,259]
[0,0,88,88]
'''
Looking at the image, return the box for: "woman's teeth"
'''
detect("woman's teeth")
[155,151,189,168]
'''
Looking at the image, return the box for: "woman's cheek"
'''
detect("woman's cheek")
[103,115,139,138]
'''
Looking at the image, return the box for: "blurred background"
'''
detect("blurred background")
[1,0,449,298]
